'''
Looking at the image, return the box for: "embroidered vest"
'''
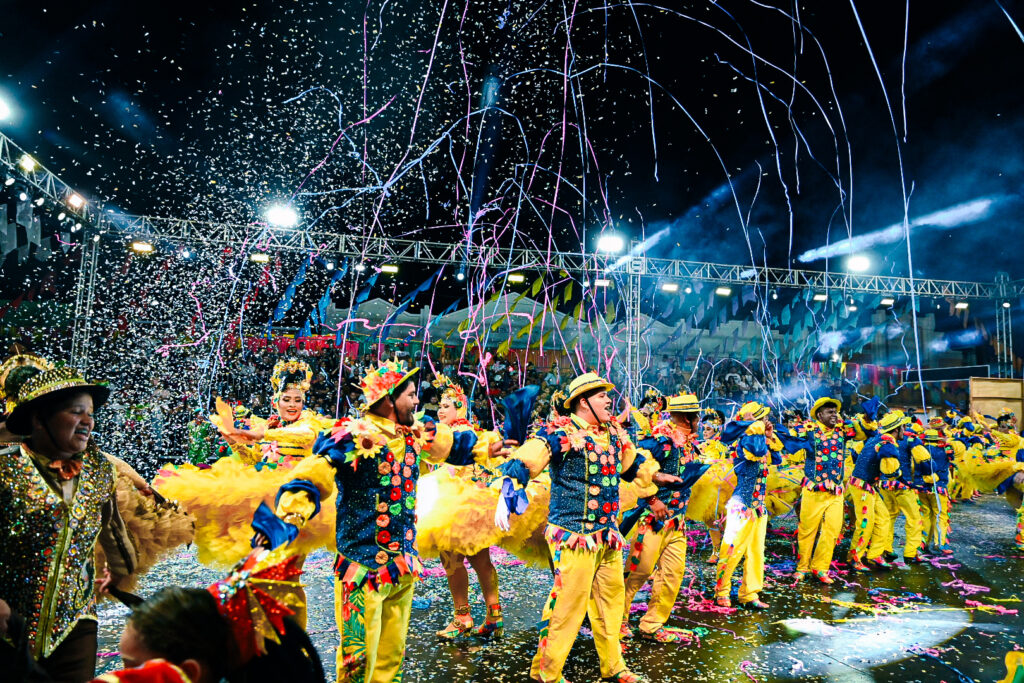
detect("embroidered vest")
[0,445,114,658]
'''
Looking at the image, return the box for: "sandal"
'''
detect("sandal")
[813,571,834,585]
[603,670,648,683]
[619,621,634,640]
[476,604,503,638]
[436,605,474,640]
[792,571,806,582]
[715,597,732,608]
[640,627,692,643]
[741,599,770,610]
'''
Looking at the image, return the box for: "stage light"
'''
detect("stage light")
[771,291,778,300]
[848,305,858,312]
[70,224,79,233]
[1003,301,1012,309]
[955,301,969,310]
[661,283,679,293]
[130,240,154,253]
[594,278,612,287]
[0,96,10,120]
[264,204,299,228]
[326,261,335,270]
[684,285,693,294]
[67,193,85,209]
[455,271,465,281]
[583,279,591,288]
[18,154,36,172]
[596,234,625,254]
[508,273,525,283]
[812,292,828,302]
[381,264,398,274]
[33,196,45,207]
[76,222,83,230]
[182,249,191,258]
[250,252,270,263]
[3,177,14,186]
[846,254,871,272]
[18,191,27,201]
[715,286,732,296]
[831,352,841,362]
[92,234,100,242]
[880,297,895,306]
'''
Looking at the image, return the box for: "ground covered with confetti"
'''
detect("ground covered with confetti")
[97,495,1023,682]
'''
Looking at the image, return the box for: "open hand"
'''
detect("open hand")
[652,472,684,486]
[489,439,519,460]
[649,498,670,521]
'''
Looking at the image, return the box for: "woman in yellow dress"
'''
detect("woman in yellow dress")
[153,359,337,573]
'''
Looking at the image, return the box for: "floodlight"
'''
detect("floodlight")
[508,273,525,283]
[265,204,300,228]
[954,302,968,310]
[596,234,625,254]
[1003,301,1012,309]
[325,261,335,270]
[18,191,27,201]
[355,263,366,272]
[846,254,871,272]
[812,292,828,302]
[684,285,693,294]
[455,271,465,281]
[715,286,732,296]
[0,96,10,120]
[660,283,679,293]
[771,291,778,300]
[67,193,85,209]
[18,154,35,172]
[381,264,399,274]
[848,305,858,312]
[57,212,66,221]
[250,252,270,263]
[3,177,14,186]
[594,278,612,287]
[131,241,154,253]
[880,297,895,306]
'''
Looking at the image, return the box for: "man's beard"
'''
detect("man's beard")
[396,409,415,427]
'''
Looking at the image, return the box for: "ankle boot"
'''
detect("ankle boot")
[476,603,504,638]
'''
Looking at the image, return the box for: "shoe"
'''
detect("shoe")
[792,571,806,582]
[715,597,732,608]
[866,557,892,571]
[905,555,927,564]
[851,560,871,572]
[882,551,898,562]
[436,605,474,640]
[741,599,770,610]
[640,627,691,643]
[619,622,635,640]
[707,554,720,565]
[813,571,834,585]
[603,670,648,683]
[476,604,504,638]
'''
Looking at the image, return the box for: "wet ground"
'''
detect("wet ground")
[97,495,1024,682]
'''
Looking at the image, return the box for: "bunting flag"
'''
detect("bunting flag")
[379,269,438,343]
[270,257,311,326]
[354,272,380,306]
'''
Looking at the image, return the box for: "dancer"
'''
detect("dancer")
[621,393,709,642]
[154,359,337,571]
[847,411,906,570]
[879,414,931,564]
[713,402,774,610]
[495,372,670,683]
[778,397,851,584]
[915,428,953,555]
[698,409,728,461]
[264,360,510,682]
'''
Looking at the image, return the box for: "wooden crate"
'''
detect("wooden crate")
[969,377,1024,422]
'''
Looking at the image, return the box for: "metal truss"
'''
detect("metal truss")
[0,132,96,224]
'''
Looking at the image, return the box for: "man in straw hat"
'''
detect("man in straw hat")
[620,393,710,643]
[879,413,932,565]
[914,428,954,555]
[494,372,679,683]
[847,410,909,570]
[777,396,857,584]
[262,359,512,683]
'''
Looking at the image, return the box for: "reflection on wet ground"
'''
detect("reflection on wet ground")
[98,496,1022,681]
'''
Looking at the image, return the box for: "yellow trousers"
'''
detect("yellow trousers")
[881,488,923,559]
[622,518,687,635]
[796,489,844,573]
[849,484,890,562]
[917,490,950,548]
[714,505,767,604]
[334,574,415,683]
[531,540,627,682]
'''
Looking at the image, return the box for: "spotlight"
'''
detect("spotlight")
[57,212,66,221]
[812,292,828,302]
[594,278,612,288]
[3,177,14,186]
[848,304,858,312]
[67,193,85,209]
[596,234,625,254]
[33,197,45,207]
[70,224,79,233]
[684,285,693,294]
[250,252,270,263]
[1003,301,1012,309]
[954,301,969,310]
[661,283,679,293]
[92,234,100,242]
[771,291,778,300]
[507,273,525,283]
[326,261,335,271]
[18,154,36,172]
[18,191,27,201]
[182,249,191,258]
[582,279,591,288]
[455,271,465,282]
[880,297,895,307]
[381,264,398,274]
[75,223,83,230]
[130,240,154,253]
[0,96,10,120]
[264,204,300,228]
[715,286,732,296]
[355,263,366,272]
[830,352,841,362]
[846,254,871,272]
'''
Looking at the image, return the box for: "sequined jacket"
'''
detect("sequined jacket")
[0,445,136,659]
[498,415,657,550]
[274,414,475,591]
[635,423,704,522]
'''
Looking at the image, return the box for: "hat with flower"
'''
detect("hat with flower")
[0,352,54,415]
[269,359,313,399]
[432,374,468,418]
[360,359,419,407]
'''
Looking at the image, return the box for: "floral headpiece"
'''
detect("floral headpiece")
[207,549,305,664]
[432,374,468,418]
[360,359,418,407]
[270,359,312,398]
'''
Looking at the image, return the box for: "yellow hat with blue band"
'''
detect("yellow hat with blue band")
[563,372,615,409]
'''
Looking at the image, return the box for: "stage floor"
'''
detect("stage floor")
[97,495,1023,682]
